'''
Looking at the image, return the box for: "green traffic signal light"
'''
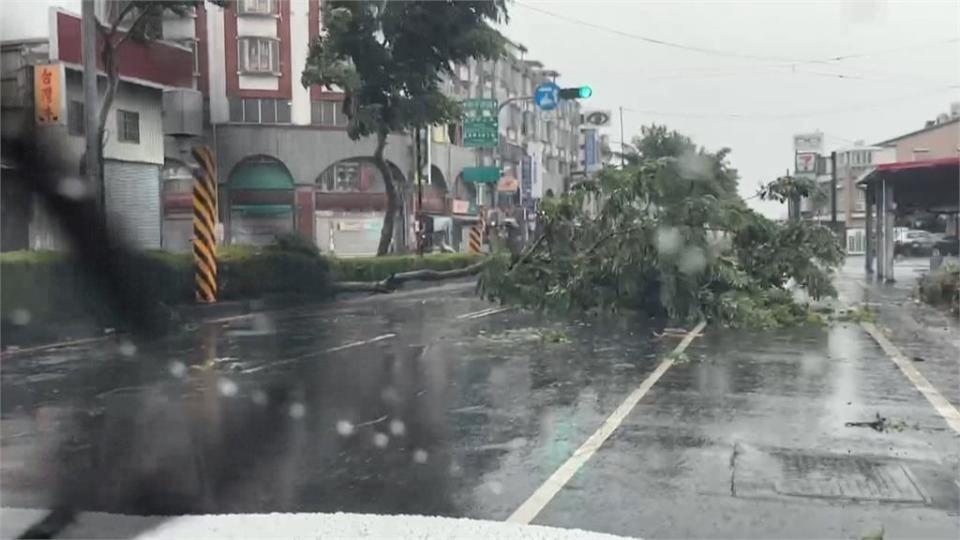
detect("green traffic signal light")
[558,86,593,100]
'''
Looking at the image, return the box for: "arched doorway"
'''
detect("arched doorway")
[227,156,295,246]
[313,157,405,256]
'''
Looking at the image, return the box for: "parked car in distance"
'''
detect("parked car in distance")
[894,230,937,256]
[932,235,959,256]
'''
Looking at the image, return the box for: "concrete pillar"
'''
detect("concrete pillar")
[882,179,895,282]
[876,183,885,281]
[295,187,315,243]
[864,184,874,274]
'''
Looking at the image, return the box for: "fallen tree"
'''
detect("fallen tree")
[478,125,844,327]
[334,260,487,293]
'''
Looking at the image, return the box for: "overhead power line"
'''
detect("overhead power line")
[620,85,960,122]
[514,1,806,63]
[514,1,960,67]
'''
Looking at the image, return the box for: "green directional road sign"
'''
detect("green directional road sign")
[462,98,498,148]
[462,166,500,183]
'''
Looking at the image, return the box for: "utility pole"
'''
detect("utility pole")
[415,126,424,256]
[82,0,101,213]
[787,167,800,222]
[830,151,838,226]
[619,106,625,168]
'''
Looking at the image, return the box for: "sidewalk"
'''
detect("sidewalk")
[836,256,960,408]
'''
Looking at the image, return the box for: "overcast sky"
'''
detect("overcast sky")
[5,1,957,218]
[503,0,960,217]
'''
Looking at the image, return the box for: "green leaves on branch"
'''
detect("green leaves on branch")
[301,0,508,140]
[479,124,845,328]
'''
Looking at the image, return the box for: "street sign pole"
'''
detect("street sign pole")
[462,96,499,218]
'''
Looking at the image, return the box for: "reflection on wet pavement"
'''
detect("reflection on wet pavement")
[2,272,958,539]
[536,320,959,539]
[0,287,667,522]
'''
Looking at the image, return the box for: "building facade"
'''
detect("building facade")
[2,1,587,255]
[1,8,194,252]
[797,104,959,255]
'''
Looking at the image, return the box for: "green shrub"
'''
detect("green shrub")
[218,246,332,300]
[1,244,479,329]
[918,263,959,313]
[332,252,482,282]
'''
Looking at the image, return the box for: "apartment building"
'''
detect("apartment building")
[2,1,585,255]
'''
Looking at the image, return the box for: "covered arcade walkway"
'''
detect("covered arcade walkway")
[859,157,959,281]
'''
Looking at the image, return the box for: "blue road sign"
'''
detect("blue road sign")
[534,82,560,111]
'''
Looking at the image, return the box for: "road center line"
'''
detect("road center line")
[241,333,396,374]
[507,321,707,525]
[0,336,111,358]
[457,307,513,320]
[861,321,960,434]
[456,307,499,319]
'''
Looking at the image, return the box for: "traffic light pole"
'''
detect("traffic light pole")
[494,96,535,213]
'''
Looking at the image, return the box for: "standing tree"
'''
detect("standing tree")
[90,1,223,205]
[302,1,507,255]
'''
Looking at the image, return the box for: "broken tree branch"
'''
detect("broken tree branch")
[509,233,545,271]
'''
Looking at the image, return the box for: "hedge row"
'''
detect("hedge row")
[0,244,333,325]
[1,245,481,326]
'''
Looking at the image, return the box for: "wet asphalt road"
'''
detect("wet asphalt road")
[2,273,959,539]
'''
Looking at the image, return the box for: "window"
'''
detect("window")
[243,99,259,123]
[238,0,277,16]
[230,98,291,124]
[319,162,362,192]
[117,109,139,143]
[183,39,200,75]
[239,37,279,74]
[68,100,84,136]
[229,98,243,122]
[276,99,291,123]
[311,100,345,127]
[260,99,276,123]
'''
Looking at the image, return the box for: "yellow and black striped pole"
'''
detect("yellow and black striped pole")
[191,145,218,303]
[468,225,482,253]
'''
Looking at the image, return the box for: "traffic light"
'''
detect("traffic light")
[559,86,592,100]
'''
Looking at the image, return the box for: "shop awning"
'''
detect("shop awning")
[228,162,295,190]
[231,204,293,215]
[858,157,959,213]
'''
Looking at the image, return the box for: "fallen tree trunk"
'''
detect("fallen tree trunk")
[333,260,487,294]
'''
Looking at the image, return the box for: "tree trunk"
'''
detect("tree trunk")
[334,260,487,294]
[374,129,398,256]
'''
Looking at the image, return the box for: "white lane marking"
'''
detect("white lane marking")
[0,336,110,357]
[507,321,707,524]
[205,313,255,324]
[457,307,513,320]
[861,321,960,434]
[456,307,499,319]
[467,307,512,319]
[241,333,396,374]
